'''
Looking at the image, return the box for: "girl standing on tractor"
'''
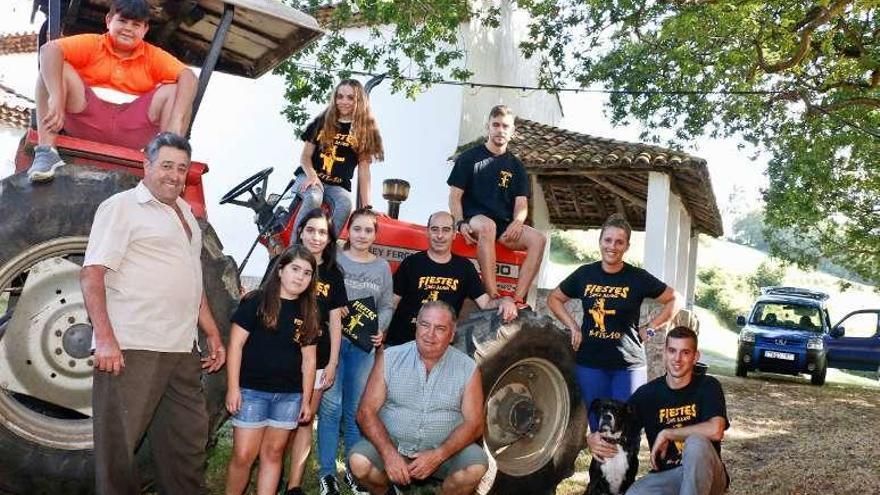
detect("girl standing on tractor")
[224,246,320,495]
[291,79,385,237]
[283,208,346,495]
[316,207,394,495]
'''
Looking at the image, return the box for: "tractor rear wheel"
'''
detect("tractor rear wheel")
[454,310,587,495]
[0,166,238,494]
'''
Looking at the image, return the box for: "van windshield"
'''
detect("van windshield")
[751,302,823,333]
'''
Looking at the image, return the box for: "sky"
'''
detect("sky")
[0,0,770,275]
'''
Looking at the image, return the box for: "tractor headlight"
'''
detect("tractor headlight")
[807,337,824,350]
[739,330,755,343]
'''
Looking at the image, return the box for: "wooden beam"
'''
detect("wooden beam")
[584,175,647,209]
[588,184,607,219]
[529,168,651,177]
[614,196,627,218]
[545,184,563,218]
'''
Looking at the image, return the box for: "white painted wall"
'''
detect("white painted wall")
[459,0,562,142]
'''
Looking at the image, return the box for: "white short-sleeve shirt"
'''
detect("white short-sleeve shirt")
[84,182,203,352]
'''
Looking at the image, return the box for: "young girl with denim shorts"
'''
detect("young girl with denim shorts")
[225,246,320,495]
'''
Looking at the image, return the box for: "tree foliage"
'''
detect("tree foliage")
[277,0,880,284]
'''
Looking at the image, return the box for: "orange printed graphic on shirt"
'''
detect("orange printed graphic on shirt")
[498,170,513,188]
[316,130,358,178]
[587,298,621,339]
[316,281,330,298]
[422,290,440,304]
[292,317,305,343]
[658,404,698,457]
[583,284,630,299]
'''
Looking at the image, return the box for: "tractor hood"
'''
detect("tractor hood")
[58,0,323,78]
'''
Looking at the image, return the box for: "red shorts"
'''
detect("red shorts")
[63,85,161,150]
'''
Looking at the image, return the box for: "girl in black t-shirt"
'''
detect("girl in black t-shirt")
[225,246,320,495]
[291,79,385,237]
[547,214,683,432]
[283,208,347,494]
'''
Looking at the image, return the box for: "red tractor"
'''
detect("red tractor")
[0,1,584,493]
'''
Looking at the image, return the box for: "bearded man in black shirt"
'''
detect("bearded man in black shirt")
[588,326,730,495]
[447,105,547,308]
[386,211,517,346]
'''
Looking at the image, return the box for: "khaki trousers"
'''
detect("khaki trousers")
[93,349,208,495]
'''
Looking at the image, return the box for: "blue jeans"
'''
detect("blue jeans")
[291,174,353,237]
[575,365,647,432]
[317,339,374,477]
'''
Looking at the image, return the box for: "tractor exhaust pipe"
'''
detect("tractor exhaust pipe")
[382,179,410,219]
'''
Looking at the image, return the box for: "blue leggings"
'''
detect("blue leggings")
[575,365,647,432]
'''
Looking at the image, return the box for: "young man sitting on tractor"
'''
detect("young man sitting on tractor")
[448,105,547,308]
[29,0,197,183]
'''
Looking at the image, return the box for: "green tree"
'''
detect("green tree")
[278,0,880,283]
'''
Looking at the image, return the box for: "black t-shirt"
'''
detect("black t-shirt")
[316,263,348,368]
[629,374,729,472]
[386,251,486,346]
[447,144,529,223]
[231,293,316,393]
[558,261,666,369]
[294,116,359,191]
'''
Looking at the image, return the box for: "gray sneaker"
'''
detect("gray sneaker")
[28,145,66,183]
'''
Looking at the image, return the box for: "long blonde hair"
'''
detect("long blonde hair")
[319,79,384,162]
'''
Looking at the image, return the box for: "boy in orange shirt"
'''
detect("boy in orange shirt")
[30,0,197,182]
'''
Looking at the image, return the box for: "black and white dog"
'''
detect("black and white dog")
[585,398,640,495]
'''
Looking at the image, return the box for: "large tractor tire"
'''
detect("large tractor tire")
[0,166,239,494]
[454,310,587,495]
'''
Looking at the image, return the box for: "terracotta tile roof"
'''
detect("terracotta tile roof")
[0,32,38,55]
[0,83,34,129]
[455,118,724,237]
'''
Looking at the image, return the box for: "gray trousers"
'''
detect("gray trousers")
[93,350,208,495]
[626,435,728,495]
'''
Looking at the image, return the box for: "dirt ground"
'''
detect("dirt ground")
[554,373,880,495]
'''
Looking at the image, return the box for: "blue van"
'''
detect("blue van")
[736,287,880,386]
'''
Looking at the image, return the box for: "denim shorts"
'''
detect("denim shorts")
[232,388,302,430]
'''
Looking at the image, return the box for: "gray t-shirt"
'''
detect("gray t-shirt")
[336,250,394,332]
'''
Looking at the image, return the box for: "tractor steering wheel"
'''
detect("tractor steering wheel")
[220,167,274,205]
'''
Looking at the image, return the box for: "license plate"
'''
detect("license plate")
[765,350,795,361]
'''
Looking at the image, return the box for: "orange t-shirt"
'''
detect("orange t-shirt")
[57,33,186,95]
